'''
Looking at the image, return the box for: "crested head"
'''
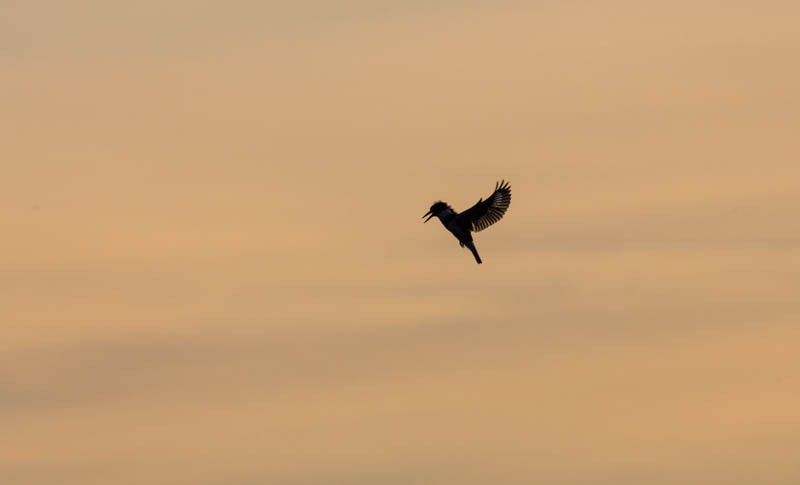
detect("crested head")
[423,200,454,223]
[429,201,452,214]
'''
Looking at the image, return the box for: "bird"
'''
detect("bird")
[422,180,511,264]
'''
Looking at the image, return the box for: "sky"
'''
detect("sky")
[3,1,800,483]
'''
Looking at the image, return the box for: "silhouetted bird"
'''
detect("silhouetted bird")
[422,180,511,264]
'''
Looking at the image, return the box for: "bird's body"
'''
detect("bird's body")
[423,180,511,264]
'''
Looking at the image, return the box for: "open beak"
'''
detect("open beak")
[422,210,434,223]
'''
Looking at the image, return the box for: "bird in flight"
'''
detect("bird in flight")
[422,180,511,264]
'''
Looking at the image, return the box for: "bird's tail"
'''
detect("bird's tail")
[465,242,482,264]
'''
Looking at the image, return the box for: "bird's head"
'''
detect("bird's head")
[422,201,451,223]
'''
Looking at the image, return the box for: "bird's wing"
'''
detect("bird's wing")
[456,180,512,232]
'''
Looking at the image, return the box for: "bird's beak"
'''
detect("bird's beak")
[422,210,434,223]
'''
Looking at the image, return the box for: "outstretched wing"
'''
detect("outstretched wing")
[456,180,512,232]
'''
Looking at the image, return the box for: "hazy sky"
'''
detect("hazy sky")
[3,1,800,484]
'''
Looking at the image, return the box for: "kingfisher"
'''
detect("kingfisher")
[422,180,511,264]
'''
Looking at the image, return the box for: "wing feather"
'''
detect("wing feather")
[456,180,511,232]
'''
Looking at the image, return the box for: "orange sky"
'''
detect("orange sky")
[3,1,800,483]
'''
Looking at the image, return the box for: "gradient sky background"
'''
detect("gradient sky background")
[3,1,800,484]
